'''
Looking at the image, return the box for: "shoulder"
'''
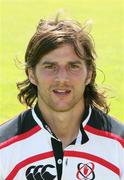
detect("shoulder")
[0,108,37,144]
[88,107,124,139]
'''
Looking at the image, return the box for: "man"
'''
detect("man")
[0,17,124,180]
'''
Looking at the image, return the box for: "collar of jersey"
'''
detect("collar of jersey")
[32,103,92,144]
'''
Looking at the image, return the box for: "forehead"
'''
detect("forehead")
[39,44,83,64]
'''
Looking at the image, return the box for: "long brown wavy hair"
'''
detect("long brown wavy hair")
[17,16,109,113]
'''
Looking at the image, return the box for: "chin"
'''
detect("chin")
[50,103,75,112]
[52,108,71,112]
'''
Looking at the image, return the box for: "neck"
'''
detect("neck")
[38,100,85,148]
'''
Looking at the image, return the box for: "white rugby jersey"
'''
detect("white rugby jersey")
[0,104,124,180]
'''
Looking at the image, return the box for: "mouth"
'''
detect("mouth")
[52,89,71,96]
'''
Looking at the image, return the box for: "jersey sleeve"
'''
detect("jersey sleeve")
[0,154,4,180]
[120,145,124,179]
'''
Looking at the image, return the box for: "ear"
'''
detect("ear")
[28,68,37,86]
[85,70,93,85]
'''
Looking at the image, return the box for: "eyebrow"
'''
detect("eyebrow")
[68,61,82,64]
[41,60,82,65]
[42,61,56,65]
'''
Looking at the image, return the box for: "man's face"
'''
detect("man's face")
[28,44,92,112]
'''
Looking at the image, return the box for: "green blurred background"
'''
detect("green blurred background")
[0,0,124,123]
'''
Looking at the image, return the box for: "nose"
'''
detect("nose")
[54,67,69,83]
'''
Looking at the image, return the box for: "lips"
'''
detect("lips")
[53,89,71,96]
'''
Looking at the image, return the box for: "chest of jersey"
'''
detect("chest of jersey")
[1,129,121,180]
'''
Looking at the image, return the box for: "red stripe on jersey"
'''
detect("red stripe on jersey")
[6,150,120,179]
[64,151,120,176]
[84,125,124,148]
[6,151,54,180]
[0,125,41,149]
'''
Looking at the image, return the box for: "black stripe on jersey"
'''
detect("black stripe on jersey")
[51,138,63,180]
[88,107,124,139]
[0,109,37,144]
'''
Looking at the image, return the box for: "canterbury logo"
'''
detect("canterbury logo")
[25,164,56,180]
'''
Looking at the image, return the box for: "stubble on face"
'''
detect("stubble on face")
[35,74,86,113]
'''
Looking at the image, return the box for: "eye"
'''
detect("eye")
[69,63,80,70]
[44,65,54,69]
[43,64,58,72]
